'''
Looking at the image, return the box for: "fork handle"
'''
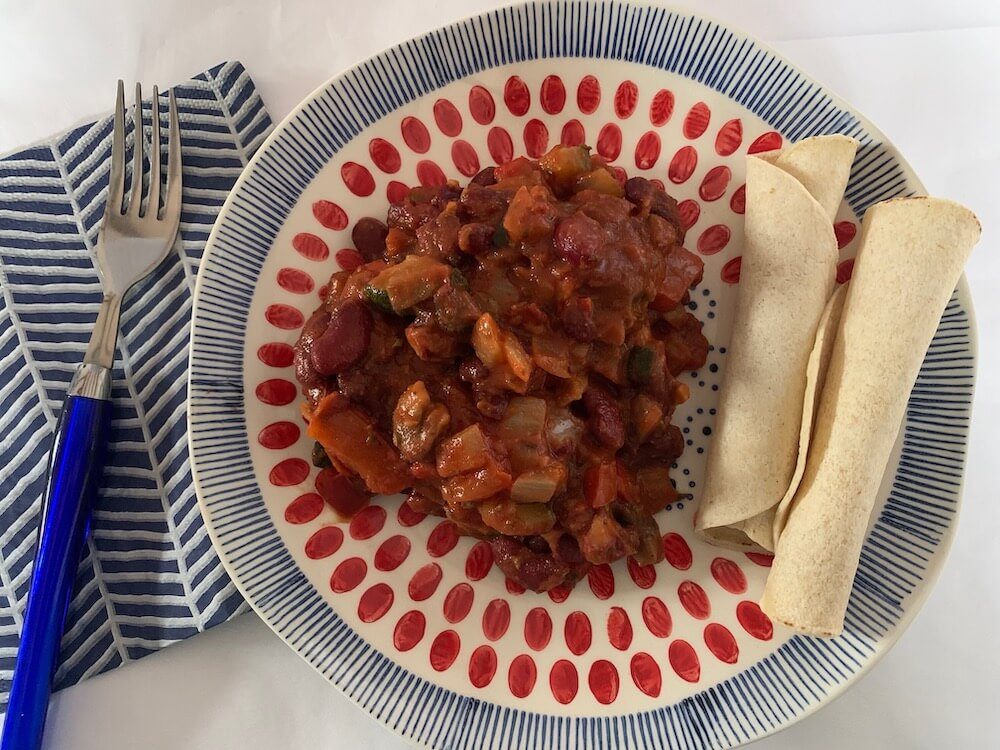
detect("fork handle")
[1,365,112,750]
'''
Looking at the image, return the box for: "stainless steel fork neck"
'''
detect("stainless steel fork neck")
[82,293,122,372]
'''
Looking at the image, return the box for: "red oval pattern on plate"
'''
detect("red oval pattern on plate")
[704,622,739,664]
[408,562,442,601]
[257,342,294,368]
[547,583,571,603]
[487,127,514,164]
[564,611,592,655]
[269,458,309,487]
[745,551,774,567]
[468,85,496,125]
[524,607,553,651]
[393,610,426,651]
[650,89,675,126]
[349,505,386,540]
[430,630,461,672]
[561,119,585,146]
[697,224,731,256]
[711,557,748,594]
[668,640,701,682]
[433,99,463,137]
[508,654,537,698]
[312,200,348,230]
[374,535,411,571]
[397,502,426,527]
[837,258,855,284]
[276,267,314,295]
[627,556,656,589]
[630,652,662,697]
[427,520,459,557]
[451,140,480,177]
[634,131,661,170]
[730,183,747,214]
[331,557,367,593]
[258,421,300,450]
[683,102,711,139]
[284,493,323,524]
[369,138,401,173]
[504,76,531,116]
[737,600,775,640]
[305,526,343,559]
[641,596,673,638]
[443,583,474,624]
[523,119,549,158]
[588,660,620,704]
[721,256,743,284]
[676,199,700,231]
[596,123,622,161]
[614,81,638,119]
[293,232,330,261]
[678,581,711,619]
[358,583,394,623]
[416,160,447,187]
[341,162,375,196]
[715,119,743,156]
[668,146,697,184]
[506,578,526,595]
[540,75,567,114]
[482,598,511,641]
[255,378,297,406]
[264,303,304,330]
[387,180,410,205]
[469,645,498,688]
[549,660,579,704]
[401,116,431,153]
[834,220,857,249]
[335,248,364,272]
[577,75,601,114]
[699,165,731,201]
[747,130,782,154]
[607,606,633,651]
[662,532,693,570]
[465,541,494,581]
[587,564,614,600]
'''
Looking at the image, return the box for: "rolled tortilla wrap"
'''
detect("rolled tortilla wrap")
[761,197,981,637]
[696,135,857,550]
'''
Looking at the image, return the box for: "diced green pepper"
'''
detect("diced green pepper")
[492,226,509,248]
[311,441,332,468]
[449,266,470,290]
[627,345,655,385]
[363,284,393,313]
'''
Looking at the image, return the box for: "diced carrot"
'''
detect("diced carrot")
[307,393,410,495]
[583,462,618,507]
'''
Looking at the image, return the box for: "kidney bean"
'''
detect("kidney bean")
[471,166,498,186]
[553,212,602,265]
[560,297,596,342]
[351,217,389,260]
[457,223,494,255]
[624,176,680,224]
[309,299,373,375]
[582,385,625,450]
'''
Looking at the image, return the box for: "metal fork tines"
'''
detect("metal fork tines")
[80,81,183,387]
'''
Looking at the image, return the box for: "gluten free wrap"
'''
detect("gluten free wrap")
[761,197,981,637]
[695,135,858,550]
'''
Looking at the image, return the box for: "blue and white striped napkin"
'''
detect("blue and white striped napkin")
[0,61,272,710]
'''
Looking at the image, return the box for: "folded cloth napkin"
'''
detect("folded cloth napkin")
[0,61,271,710]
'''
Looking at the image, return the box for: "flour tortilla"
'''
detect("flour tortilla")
[761,197,981,637]
[695,135,857,550]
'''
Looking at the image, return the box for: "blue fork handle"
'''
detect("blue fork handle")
[2,381,111,750]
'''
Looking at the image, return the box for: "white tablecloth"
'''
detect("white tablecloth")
[2,1,998,748]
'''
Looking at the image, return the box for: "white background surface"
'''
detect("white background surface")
[2,1,999,748]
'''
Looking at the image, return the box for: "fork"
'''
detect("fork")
[1,82,182,750]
